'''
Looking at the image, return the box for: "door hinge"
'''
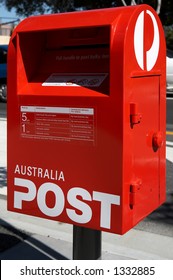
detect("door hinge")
[130,103,142,127]
[129,179,142,209]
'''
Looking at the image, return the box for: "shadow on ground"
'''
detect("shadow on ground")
[0,167,7,189]
[0,218,68,260]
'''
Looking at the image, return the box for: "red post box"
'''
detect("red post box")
[7,4,166,234]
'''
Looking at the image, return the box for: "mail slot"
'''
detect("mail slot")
[7,4,166,234]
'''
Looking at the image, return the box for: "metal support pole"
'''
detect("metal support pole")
[73,226,102,260]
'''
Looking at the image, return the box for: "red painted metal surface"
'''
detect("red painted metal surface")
[7,4,166,234]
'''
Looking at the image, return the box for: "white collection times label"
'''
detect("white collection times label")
[20,106,95,145]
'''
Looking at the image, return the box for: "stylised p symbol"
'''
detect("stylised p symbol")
[134,10,160,71]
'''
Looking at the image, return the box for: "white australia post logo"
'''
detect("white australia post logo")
[134,9,160,71]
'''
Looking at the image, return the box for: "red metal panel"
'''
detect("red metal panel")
[7,5,166,234]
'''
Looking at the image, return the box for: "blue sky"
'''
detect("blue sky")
[0,3,21,22]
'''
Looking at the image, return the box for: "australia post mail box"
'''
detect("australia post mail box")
[7,5,166,234]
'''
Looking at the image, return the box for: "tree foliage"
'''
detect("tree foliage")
[159,0,173,26]
[0,1,172,49]
[0,0,173,27]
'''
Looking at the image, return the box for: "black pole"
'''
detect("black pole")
[73,225,102,260]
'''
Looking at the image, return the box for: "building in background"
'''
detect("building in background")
[0,17,20,44]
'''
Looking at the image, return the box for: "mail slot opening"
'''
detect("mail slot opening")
[18,26,110,95]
